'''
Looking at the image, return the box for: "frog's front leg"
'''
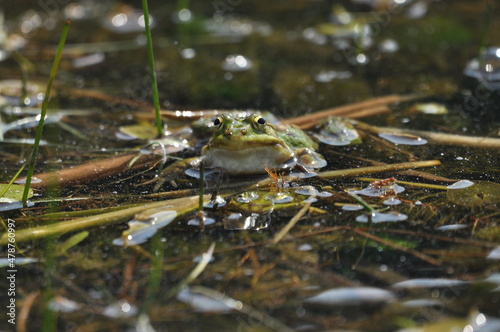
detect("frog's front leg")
[152,157,203,191]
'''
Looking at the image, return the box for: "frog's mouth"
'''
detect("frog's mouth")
[203,144,295,175]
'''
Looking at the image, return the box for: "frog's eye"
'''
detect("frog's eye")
[213,117,223,126]
[254,116,266,126]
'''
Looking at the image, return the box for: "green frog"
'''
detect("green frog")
[153,112,326,188]
[201,113,326,175]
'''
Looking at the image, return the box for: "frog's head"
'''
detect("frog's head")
[201,113,295,174]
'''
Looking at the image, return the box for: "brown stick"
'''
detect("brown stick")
[294,105,391,130]
[17,153,160,189]
[65,87,152,109]
[282,94,409,126]
[363,125,500,149]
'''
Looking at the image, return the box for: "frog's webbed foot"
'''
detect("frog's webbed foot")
[294,148,327,170]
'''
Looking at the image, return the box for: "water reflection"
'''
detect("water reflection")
[464,47,500,90]
[221,54,253,72]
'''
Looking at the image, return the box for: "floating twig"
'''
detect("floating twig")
[251,160,441,189]
[17,152,160,190]
[359,123,500,149]
[282,94,414,128]
[357,177,451,190]
[317,160,442,179]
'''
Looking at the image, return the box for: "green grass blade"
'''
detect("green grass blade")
[21,20,71,206]
[0,164,25,198]
[141,0,163,137]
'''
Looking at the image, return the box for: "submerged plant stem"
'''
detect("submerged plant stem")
[142,233,164,315]
[0,195,206,245]
[163,242,215,301]
[21,20,70,206]
[141,0,163,137]
[352,228,442,266]
[347,192,375,212]
[272,186,314,245]
[188,286,296,332]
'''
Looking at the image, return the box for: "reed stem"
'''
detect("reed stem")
[141,0,163,137]
[21,20,70,206]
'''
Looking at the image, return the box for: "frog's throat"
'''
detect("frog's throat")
[202,145,296,175]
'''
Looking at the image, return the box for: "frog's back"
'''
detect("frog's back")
[276,124,319,150]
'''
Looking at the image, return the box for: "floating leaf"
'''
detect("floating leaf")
[313,116,361,146]
[0,183,33,201]
[446,181,500,207]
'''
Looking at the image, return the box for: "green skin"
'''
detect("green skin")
[201,113,326,175]
[154,113,327,189]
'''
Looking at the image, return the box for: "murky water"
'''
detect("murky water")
[0,1,499,331]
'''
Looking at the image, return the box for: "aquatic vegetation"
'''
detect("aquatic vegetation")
[0,1,499,331]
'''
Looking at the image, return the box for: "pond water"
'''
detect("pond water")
[0,1,499,331]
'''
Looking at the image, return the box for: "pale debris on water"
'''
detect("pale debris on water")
[102,300,138,318]
[391,278,468,289]
[305,287,395,306]
[177,288,234,313]
[446,180,474,189]
[355,211,408,223]
[379,132,428,145]
[112,210,177,246]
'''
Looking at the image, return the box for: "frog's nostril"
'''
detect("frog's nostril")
[241,129,247,135]
[224,129,232,136]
